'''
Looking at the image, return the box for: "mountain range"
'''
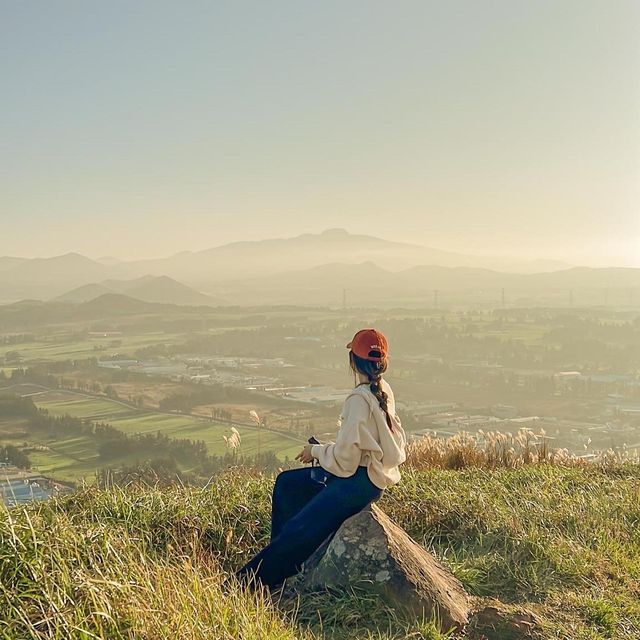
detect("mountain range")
[0,229,638,308]
[112,228,572,284]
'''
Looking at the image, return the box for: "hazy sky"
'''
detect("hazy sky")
[2,1,639,266]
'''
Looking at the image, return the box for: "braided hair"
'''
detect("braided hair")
[348,350,395,433]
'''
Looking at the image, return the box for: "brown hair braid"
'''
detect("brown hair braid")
[348,351,395,433]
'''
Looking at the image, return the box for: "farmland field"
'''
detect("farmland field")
[32,390,303,480]
[0,332,187,364]
[0,385,305,483]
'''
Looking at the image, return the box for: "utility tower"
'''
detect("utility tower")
[433,290,439,309]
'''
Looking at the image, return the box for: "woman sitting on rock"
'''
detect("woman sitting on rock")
[236,328,407,591]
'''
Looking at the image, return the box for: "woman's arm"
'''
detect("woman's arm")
[310,393,370,477]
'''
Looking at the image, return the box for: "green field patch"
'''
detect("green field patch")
[28,445,97,481]
[11,431,191,484]
[0,418,29,439]
[108,412,203,434]
[169,422,304,459]
[29,389,78,402]
[5,430,104,482]
[36,397,135,420]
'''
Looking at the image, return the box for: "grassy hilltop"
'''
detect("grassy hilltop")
[1,463,639,640]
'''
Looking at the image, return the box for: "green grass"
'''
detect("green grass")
[1,464,639,639]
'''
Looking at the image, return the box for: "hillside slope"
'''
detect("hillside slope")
[210,261,640,306]
[1,464,638,639]
[56,275,220,306]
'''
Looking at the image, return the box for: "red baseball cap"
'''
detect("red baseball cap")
[346,328,389,362]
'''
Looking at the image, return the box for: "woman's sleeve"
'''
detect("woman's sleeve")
[310,393,370,477]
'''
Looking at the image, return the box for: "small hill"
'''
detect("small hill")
[55,283,114,303]
[131,278,215,305]
[80,293,162,315]
[55,276,220,306]
[0,253,111,302]
[101,275,158,293]
[110,275,218,306]
[8,253,109,281]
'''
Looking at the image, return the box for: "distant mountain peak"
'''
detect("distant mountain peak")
[52,252,99,263]
[320,228,350,237]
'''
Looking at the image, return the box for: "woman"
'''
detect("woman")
[236,328,407,591]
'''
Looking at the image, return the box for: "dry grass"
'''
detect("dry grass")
[2,459,639,638]
[0,472,454,639]
[405,428,639,470]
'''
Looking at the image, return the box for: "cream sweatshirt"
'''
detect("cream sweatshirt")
[310,378,407,490]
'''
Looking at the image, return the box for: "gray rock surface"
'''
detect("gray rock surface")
[301,502,471,633]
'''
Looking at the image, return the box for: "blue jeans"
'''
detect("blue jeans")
[236,465,383,588]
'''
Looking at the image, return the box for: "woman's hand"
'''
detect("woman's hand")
[295,444,314,464]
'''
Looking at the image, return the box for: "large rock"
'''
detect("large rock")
[301,503,471,633]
